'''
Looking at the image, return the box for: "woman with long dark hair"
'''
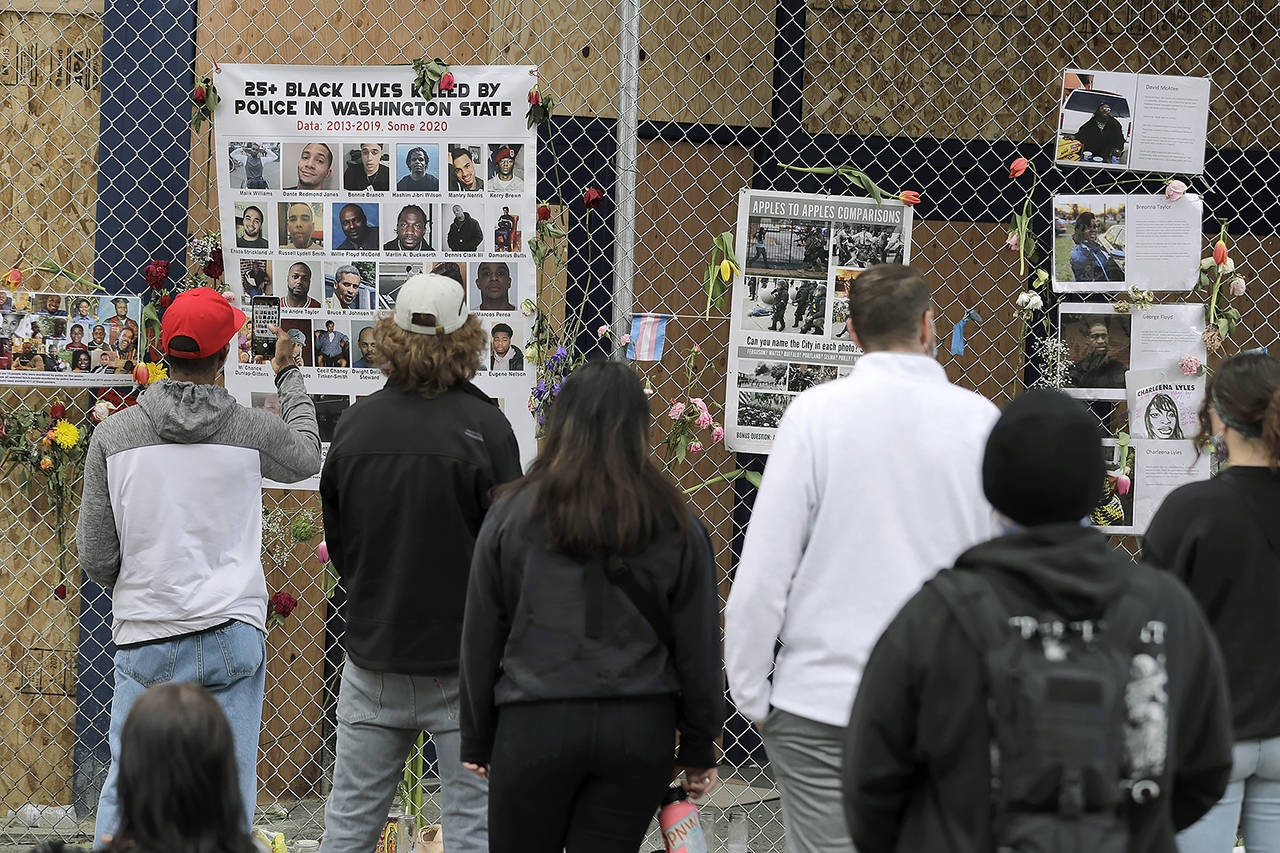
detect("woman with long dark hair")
[1144,351,1280,852]
[108,682,256,853]
[459,360,723,853]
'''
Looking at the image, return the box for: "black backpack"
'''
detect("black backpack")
[930,569,1166,853]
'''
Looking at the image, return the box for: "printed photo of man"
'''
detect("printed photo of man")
[280,202,323,250]
[488,145,522,193]
[101,297,139,347]
[344,142,389,192]
[397,145,439,191]
[449,146,484,192]
[447,204,484,252]
[314,320,351,367]
[384,204,432,252]
[335,203,379,251]
[327,265,377,310]
[229,142,280,189]
[474,262,515,311]
[352,323,377,368]
[488,322,523,371]
[286,142,335,190]
[283,262,322,309]
[237,204,269,249]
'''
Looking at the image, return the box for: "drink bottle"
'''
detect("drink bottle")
[659,786,709,853]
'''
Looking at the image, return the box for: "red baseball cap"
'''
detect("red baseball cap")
[161,287,247,359]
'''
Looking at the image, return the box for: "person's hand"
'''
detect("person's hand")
[266,325,294,374]
[462,762,489,780]
[674,766,718,800]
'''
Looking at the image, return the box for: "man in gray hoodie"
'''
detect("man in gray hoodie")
[77,287,321,842]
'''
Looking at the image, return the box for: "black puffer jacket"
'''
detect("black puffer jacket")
[459,486,724,767]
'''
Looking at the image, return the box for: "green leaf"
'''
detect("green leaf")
[742,471,763,488]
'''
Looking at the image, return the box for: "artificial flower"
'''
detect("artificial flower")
[1230,276,1247,297]
[583,188,604,209]
[536,204,551,221]
[898,191,921,205]
[1165,180,1187,201]
[438,72,455,91]
[1213,240,1228,266]
[711,425,725,443]
[145,362,168,384]
[1179,355,1202,376]
[1009,157,1029,178]
[51,419,79,450]
[668,401,687,419]
[1004,231,1019,253]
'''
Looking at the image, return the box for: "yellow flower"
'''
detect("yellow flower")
[51,419,80,450]
[145,362,168,384]
[40,456,53,471]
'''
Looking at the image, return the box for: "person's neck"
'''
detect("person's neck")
[288,294,309,306]
[1226,432,1272,467]
[480,299,510,310]
[169,371,219,386]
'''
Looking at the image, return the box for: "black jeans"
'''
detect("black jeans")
[488,696,677,853]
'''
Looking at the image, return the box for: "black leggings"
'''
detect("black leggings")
[487,696,677,853]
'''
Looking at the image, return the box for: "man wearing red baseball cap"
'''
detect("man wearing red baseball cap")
[77,286,321,842]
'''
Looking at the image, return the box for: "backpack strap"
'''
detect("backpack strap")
[928,568,1016,654]
[599,553,675,651]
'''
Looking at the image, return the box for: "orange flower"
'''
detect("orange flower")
[1212,240,1228,265]
[898,191,921,205]
[1009,157,1029,178]
[40,457,52,471]
[2,268,20,289]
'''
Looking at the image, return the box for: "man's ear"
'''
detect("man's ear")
[920,308,935,349]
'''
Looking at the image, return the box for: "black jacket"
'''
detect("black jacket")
[1074,115,1127,158]
[459,487,724,767]
[844,524,1232,853]
[1144,466,1280,741]
[320,380,522,674]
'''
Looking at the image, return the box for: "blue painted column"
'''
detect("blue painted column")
[75,0,195,815]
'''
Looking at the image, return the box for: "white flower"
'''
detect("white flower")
[1218,258,1236,275]
[1015,291,1043,312]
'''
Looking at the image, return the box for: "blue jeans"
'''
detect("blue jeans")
[321,661,489,853]
[1178,736,1280,853]
[94,620,266,843]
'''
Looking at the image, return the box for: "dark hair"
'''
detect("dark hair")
[110,683,255,853]
[242,205,263,221]
[511,361,690,557]
[166,335,226,376]
[1197,351,1280,469]
[407,146,428,163]
[449,147,471,163]
[398,204,426,222]
[1073,211,1096,244]
[431,262,464,287]
[72,350,92,370]
[846,264,930,351]
[491,322,513,337]
[1143,393,1184,440]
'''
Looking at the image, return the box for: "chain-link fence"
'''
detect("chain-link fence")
[2,0,1279,848]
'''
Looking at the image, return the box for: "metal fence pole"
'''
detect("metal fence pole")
[611,0,641,356]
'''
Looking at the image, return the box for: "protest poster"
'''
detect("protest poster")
[1126,367,1204,440]
[724,189,912,453]
[1059,302,1206,401]
[1054,69,1212,174]
[1092,438,1207,535]
[0,292,143,386]
[1052,193,1203,293]
[214,63,538,488]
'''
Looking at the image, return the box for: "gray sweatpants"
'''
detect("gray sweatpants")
[762,708,857,853]
[321,661,488,853]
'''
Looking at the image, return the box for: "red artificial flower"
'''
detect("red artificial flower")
[194,84,206,103]
[49,403,66,420]
[583,188,604,209]
[202,248,224,280]
[537,204,551,221]
[144,259,169,290]
[54,584,66,600]
[3,268,21,287]
[1213,240,1228,266]
[898,191,921,205]
[528,87,540,105]
[438,72,455,91]
[158,293,172,311]
[1009,157,1029,178]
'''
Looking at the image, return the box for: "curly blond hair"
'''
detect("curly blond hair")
[371,313,487,397]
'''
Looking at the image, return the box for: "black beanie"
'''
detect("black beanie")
[983,389,1105,526]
